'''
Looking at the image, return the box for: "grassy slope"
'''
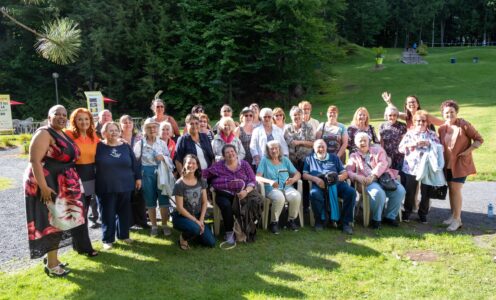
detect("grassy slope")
[1,228,496,299]
[310,47,496,181]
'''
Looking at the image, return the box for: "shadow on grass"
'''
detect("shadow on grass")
[63,228,381,299]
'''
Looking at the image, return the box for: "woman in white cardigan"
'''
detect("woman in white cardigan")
[250,107,289,167]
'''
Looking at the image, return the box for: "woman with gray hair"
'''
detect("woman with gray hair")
[250,107,289,166]
[212,117,245,161]
[256,140,301,234]
[346,132,405,229]
[379,106,407,176]
[134,119,173,237]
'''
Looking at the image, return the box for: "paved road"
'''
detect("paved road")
[1,147,495,271]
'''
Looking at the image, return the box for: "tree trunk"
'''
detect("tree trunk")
[404,31,409,49]
[440,20,445,47]
[394,30,398,48]
[431,17,435,47]
[419,28,422,44]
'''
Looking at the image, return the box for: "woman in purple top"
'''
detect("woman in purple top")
[203,144,260,245]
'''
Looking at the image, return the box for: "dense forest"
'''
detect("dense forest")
[1,0,495,119]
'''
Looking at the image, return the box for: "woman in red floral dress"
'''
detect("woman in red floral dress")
[24,105,85,277]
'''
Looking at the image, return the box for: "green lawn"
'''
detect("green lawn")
[1,227,496,299]
[309,46,496,181]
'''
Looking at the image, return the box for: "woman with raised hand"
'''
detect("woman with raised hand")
[272,107,286,130]
[256,140,302,234]
[347,132,405,229]
[347,107,379,155]
[24,105,85,277]
[438,100,483,231]
[382,92,443,130]
[379,106,407,177]
[96,122,141,250]
[147,98,180,139]
[212,117,245,162]
[134,119,174,237]
[173,154,216,250]
[64,108,99,258]
[316,105,348,162]
[398,110,441,224]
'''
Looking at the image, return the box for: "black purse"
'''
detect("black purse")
[428,185,448,200]
[377,172,397,191]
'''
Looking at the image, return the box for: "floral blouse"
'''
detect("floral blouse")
[317,122,347,156]
[283,122,314,165]
[347,125,379,155]
[398,129,440,175]
[379,121,407,171]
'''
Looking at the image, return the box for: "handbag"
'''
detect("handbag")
[377,172,397,191]
[428,185,448,200]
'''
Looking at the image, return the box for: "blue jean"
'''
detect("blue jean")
[366,181,405,221]
[142,165,171,208]
[172,212,216,247]
[309,181,356,225]
[97,192,131,243]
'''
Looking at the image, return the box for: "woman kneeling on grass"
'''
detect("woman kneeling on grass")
[172,154,216,250]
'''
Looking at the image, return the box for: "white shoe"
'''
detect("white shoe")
[442,216,454,225]
[102,243,113,250]
[447,219,463,232]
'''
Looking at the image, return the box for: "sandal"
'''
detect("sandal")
[44,265,70,277]
[43,257,68,268]
[178,235,190,250]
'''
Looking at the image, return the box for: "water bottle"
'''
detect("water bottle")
[488,203,494,218]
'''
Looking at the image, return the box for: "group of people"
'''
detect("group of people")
[23,94,483,277]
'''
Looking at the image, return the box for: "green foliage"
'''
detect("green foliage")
[35,18,81,65]
[416,43,429,56]
[372,46,386,57]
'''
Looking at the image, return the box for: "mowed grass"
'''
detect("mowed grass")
[1,227,496,299]
[310,46,496,181]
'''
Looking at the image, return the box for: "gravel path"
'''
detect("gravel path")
[1,146,495,272]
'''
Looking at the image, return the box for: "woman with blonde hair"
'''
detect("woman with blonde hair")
[272,107,286,130]
[347,107,379,155]
[212,117,245,162]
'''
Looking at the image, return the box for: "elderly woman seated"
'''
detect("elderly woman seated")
[203,144,262,245]
[256,140,301,234]
[346,132,406,229]
[212,117,245,162]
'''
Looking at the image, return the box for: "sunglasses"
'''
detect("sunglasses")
[244,114,253,117]
[155,105,164,108]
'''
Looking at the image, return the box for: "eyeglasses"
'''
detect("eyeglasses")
[263,115,272,119]
[244,114,253,117]
[155,105,164,109]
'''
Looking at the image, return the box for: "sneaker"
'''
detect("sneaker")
[342,223,353,235]
[418,215,428,224]
[122,238,134,244]
[102,243,113,250]
[383,217,399,227]
[442,216,454,226]
[224,231,235,245]
[371,220,381,230]
[314,223,324,232]
[270,222,280,234]
[402,211,410,223]
[162,226,172,236]
[447,219,462,232]
[287,219,299,232]
[150,226,159,236]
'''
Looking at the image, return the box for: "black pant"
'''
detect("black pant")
[130,190,148,227]
[88,195,100,223]
[215,190,235,233]
[403,173,430,217]
[71,195,95,254]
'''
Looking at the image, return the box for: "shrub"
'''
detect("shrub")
[417,44,428,56]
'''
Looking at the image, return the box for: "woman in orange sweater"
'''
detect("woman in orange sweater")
[65,108,99,256]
